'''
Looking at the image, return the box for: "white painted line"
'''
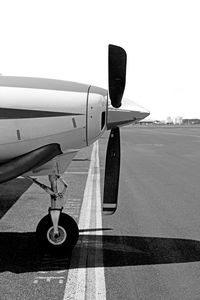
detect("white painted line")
[64,172,88,175]
[38,271,48,274]
[57,270,67,274]
[34,276,65,284]
[94,142,106,300]
[63,141,106,300]
[64,144,95,300]
[67,199,81,201]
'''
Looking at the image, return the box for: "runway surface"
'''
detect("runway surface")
[1,126,200,299]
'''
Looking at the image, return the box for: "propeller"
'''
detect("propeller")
[103,45,127,214]
[108,44,127,108]
[103,127,121,214]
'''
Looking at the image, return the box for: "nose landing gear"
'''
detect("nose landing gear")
[26,174,79,256]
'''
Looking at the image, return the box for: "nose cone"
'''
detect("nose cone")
[121,98,150,119]
[107,98,150,129]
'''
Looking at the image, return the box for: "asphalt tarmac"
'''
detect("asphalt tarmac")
[1,126,200,299]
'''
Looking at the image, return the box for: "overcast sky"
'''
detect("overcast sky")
[0,0,200,120]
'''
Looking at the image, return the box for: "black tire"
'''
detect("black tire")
[36,212,79,256]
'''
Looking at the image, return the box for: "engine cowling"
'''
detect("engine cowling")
[86,86,107,146]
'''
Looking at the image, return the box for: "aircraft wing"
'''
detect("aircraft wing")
[23,150,78,177]
[0,143,62,184]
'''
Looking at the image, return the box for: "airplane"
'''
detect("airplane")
[0,45,149,256]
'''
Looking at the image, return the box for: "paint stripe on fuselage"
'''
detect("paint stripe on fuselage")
[0,107,84,119]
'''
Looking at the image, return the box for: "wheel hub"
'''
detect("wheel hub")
[47,226,67,245]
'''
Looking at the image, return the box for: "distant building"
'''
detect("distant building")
[165,116,173,124]
[138,120,154,125]
[174,116,183,125]
[182,118,200,125]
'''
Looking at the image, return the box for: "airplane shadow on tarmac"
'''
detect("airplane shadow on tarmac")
[0,178,32,218]
[0,231,200,273]
[0,178,200,273]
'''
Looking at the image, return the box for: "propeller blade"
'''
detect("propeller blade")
[103,127,120,215]
[109,44,127,108]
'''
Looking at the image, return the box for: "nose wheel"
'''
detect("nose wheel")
[36,212,79,255]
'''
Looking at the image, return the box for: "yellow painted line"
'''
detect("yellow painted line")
[63,141,106,300]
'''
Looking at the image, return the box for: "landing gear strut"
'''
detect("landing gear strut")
[26,174,79,256]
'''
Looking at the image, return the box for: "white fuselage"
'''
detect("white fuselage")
[0,81,107,161]
[0,76,149,175]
